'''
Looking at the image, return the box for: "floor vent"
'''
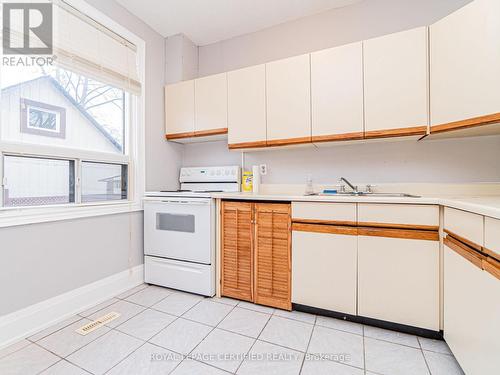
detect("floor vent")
[76,312,121,335]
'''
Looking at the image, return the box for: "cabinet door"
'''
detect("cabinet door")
[266,54,311,146]
[358,232,439,330]
[254,203,291,310]
[221,201,254,302]
[292,225,357,314]
[444,244,500,375]
[363,27,428,137]
[195,73,228,133]
[431,0,500,127]
[165,80,195,137]
[227,65,267,148]
[311,42,364,142]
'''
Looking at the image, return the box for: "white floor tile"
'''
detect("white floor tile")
[124,285,173,307]
[259,316,313,352]
[301,356,364,375]
[152,292,204,316]
[107,342,183,375]
[37,318,111,357]
[365,337,429,375]
[39,360,90,375]
[0,339,31,360]
[183,300,234,326]
[149,318,212,355]
[237,340,304,375]
[115,309,176,340]
[78,298,120,317]
[67,331,143,375]
[218,307,270,338]
[86,300,145,328]
[315,316,363,335]
[191,328,255,373]
[0,344,60,375]
[209,296,240,306]
[423,350,464,375]
[28,316,82,342]
[308,325,364,369]
[364,325,420,348]
[237,301,275,314]
[116,284,148,299]
[273,309,316,324]
[418,337,453,355]
[171,359,230,375]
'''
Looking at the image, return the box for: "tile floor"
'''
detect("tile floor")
[0,284,465,375]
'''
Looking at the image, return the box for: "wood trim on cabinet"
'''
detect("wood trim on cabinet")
[266,136,312,147]
[228,140,267,150]
[431,112,500,134]
[358,222,439,231]
[312,132,364,143]
[193,128,228,137]
[292,218,357,227]
[364,126,428,139]
[482,247,500,263]
[444,236,485,269]
[483,257,500,280]
[292,222,358,236]
[165,131,195,140]
[358,227,439,241]
[443,229,483,252]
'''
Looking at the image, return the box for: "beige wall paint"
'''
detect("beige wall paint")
[198,0,472,76]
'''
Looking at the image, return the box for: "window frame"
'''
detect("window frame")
[0,0,145,228]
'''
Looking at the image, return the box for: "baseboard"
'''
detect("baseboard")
[0,265,144,350]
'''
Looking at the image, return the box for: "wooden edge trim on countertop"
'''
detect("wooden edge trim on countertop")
[358,222,439,231]
[228,140,267,149]
[483,257,500,280]
[364,126,428,139]
[358,226,439,241]
[266,136,312,147]
[443,229,483,252]
[193,128,228,137]
[165,131,195,140]
[482,247,500,263]
[292,218,357,227]
[444,236,485,270]
[431,112,500,134]
[292,222,358,236]
[312,132,364,143]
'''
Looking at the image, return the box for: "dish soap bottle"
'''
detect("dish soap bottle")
[305,174,314,195]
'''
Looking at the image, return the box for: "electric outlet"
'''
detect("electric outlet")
[259,164,267,175]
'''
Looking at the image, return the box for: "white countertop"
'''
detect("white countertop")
[211,192,500,220]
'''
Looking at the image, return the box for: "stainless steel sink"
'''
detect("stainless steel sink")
[310,192,421,198]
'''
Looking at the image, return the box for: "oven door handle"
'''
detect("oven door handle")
[158,200,210,205]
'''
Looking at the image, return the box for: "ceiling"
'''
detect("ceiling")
[116,0,362,46]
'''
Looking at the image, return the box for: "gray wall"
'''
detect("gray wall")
[181,0,500,185]
[1,0,180,316]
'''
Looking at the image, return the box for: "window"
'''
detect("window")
[21,99,66,138]
[81,162,128,202]
[3,155,75,207]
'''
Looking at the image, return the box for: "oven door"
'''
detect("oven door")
[144,198,213,264]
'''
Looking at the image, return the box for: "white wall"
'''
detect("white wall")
[180,0,500,185]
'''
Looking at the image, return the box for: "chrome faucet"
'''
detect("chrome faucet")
[339,177,358,194]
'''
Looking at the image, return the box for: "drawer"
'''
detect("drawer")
[292,202,356,224]
[358,204,439,229]
[444,207,484,249]
[485,217,500,260]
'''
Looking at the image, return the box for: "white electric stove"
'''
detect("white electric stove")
[143,166,240,296]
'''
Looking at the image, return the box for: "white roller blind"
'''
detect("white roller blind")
[53,1,141,95]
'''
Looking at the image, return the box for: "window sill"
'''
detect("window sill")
[0,201,143,228]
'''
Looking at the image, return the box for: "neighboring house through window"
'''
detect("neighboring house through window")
[21,98,66,139]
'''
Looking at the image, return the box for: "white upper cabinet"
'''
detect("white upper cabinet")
[363,27,429,135]
[165,80,195,136]
[194,73,228,133]
[266,54,311,144]
[311,42,364,141]
[227,64,267,148]
[430,0,500,126]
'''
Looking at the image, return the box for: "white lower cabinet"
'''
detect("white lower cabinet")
[444,245,500,375]
[358,235,440,330]
[292,229,357,315]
